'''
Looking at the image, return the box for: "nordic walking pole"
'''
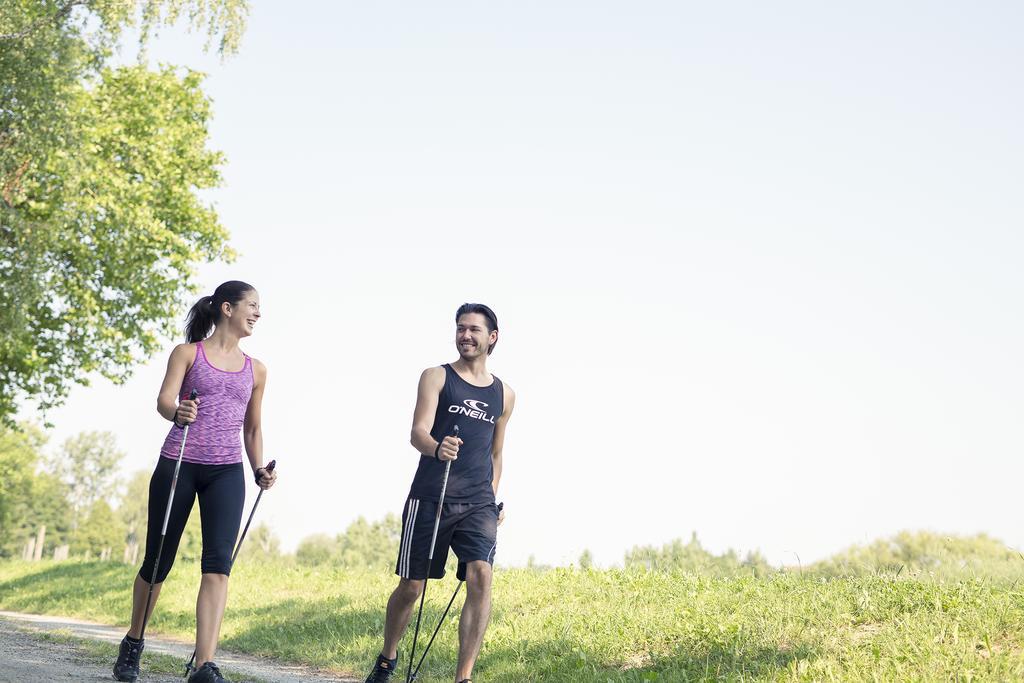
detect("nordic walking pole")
[139,388,197,642]
[406,424,459,683]
[185,459,277,675]
[409,581,462,679]
[409,502,501,681]
[231,459,277,567]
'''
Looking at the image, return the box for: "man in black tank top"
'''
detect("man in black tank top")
[365,304,516,683]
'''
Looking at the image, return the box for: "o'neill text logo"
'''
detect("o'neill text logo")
[448,399,496,424]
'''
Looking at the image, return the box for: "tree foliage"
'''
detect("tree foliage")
[296,515,403,569]
[0,424,72,557]
[0,1,247,55]
[624,532,774,577]
[74,499,124,555]
[48,430,125,535]
[295,533,334,567]
[236,522,281,562]
[809,530,1024,580]
[0,0,246,422]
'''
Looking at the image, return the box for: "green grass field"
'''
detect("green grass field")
[1,559,1022,681]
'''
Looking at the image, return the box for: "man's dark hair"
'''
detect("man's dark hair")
[456,303,499,355]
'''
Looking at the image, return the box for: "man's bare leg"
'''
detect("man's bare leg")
[382,578,425,659]
[455,561,492,682]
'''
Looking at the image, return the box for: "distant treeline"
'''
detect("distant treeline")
[4,425,1021,580]
[623,530,1023,580]
[298,524,1022,582]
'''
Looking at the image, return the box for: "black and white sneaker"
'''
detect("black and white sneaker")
[112,635,144,681]
[187,661,232,683]
[365,653,399,682]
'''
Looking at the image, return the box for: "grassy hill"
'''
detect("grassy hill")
[1,555,1023,681]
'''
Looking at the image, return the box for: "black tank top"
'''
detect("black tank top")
[408,364,504,504]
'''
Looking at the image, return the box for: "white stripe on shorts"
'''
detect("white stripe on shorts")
[400,498,420,577]
[400,499,412,577]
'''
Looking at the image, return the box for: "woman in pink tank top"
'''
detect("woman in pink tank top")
[113,281,277,683]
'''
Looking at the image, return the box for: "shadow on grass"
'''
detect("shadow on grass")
[217,596,454,672]
[454,630,819,683]
[221,595,818,682]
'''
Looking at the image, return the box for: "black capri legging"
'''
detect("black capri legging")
[139,457,245,583]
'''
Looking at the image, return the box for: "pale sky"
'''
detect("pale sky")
[27,1,1024,568]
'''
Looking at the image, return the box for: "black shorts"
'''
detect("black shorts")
[395,499,498,580]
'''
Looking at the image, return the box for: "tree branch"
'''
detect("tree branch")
[2,158,31,207]
[0,1,88,41]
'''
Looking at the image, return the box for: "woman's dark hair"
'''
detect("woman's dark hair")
[184,280,256,343]
[456,303,499,355]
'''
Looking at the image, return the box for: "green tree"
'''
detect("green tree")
[625,532,773,577]
[0,424,43,550]
[811,531,1024,581]
[75,499,126,557]
[578,548,593,570]
[49,431,124,544]
[296,534,336,567]
[119,470,150,549]
[295,515,402,568]
[237,522,281,562]
[0,0,247,423]
[0,424,72,557]
[335,514,402,569]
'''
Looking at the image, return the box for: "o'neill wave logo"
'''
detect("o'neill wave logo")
[448,399,496,424]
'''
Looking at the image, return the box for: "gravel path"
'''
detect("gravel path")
[0,611,359,682]
[0,616,183,682]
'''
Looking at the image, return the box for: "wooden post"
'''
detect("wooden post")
[32,525,45,561]
[24,537,35,561]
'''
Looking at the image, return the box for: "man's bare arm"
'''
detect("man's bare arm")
[491,383,516,495]
[410,366,449,456]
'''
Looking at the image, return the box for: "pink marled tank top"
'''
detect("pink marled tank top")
[160,341,254,465]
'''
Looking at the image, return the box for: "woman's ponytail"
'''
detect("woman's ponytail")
[184,295,217,343]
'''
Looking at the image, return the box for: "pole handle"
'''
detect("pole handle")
[176,389,199,430]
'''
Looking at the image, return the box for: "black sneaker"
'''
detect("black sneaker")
[365,653,399,682]
[112,635,144,682]
[188,661,232,683]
